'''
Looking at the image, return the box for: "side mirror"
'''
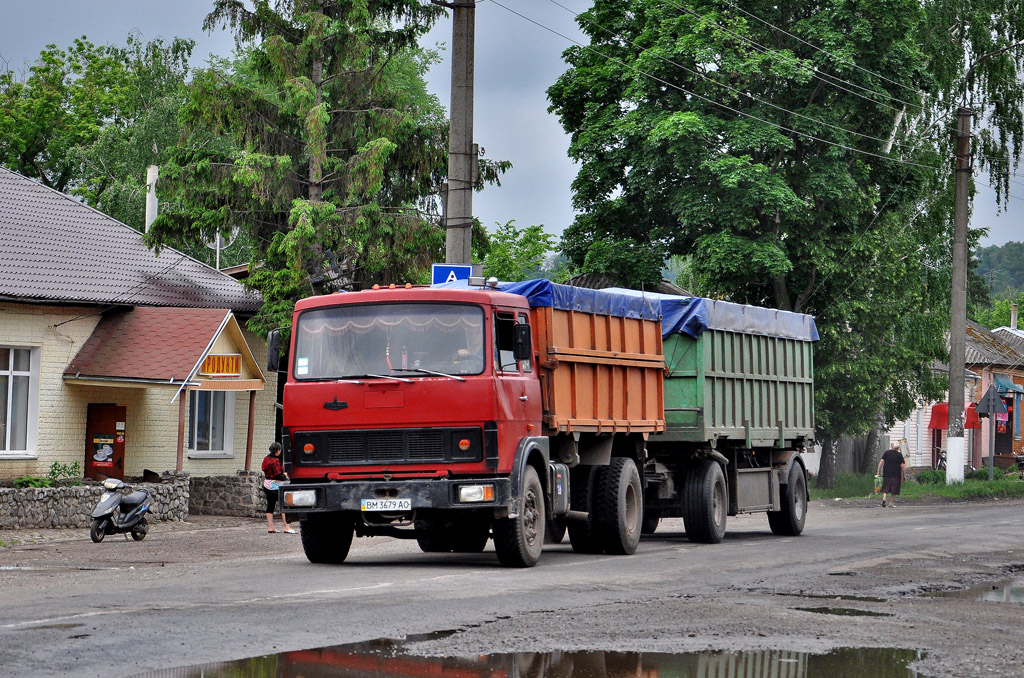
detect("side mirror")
[512,323,532,362]
[267,329,281,372]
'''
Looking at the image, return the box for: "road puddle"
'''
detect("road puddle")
[797,606,892,617]
[931,578,1024,602]
[140,644,928,677]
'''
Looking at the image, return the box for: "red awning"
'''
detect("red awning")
[927,402,982,430]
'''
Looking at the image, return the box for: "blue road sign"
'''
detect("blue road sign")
[431,263,473,285]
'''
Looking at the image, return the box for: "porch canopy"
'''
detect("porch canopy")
[927,402,982,430]
[994,374,1024,394]
[64,306,265,470]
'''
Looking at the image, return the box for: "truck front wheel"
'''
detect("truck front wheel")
[767,464,807,536]
[493,466,545,567]
[682,459,727,544]
[300,513,354,564]
[594,457,643,555]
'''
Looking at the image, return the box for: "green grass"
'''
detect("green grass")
[810,471,1024,501]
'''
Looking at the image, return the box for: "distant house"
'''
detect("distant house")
[887,320,1024,470]
[0,167,276,482]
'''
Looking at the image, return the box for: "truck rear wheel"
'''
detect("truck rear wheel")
[493,465,545,567]
[567,466,602,554]
[767,464,807,536]
[594,457,642,555]
[300,513,354,564]
[682,459,727,544]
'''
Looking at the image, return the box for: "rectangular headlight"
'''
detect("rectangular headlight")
[458,484,495,503]
[283,489,317,507]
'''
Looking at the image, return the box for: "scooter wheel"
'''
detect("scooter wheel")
[89,519,106,543]
[130,519,148,541]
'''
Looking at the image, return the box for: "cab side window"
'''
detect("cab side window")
[494,312,518,372]
[517,313,533,372]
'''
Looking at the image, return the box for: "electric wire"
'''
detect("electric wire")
[491,0,942,171]
[545,0,920,152]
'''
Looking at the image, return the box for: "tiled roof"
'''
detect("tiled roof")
[65,307,230,382]
[0,168,261,313]
[966,320,1024,367]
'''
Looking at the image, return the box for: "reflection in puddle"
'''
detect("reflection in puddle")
[797,606,892,617]
[933,579,1024,602]
[141,645,928,678]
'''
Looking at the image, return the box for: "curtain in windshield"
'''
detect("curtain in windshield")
[294,304,485,379]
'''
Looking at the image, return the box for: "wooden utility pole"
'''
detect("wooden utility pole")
[947,106,972,483]
[443,0,476,264]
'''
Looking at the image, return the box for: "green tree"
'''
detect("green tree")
[149,0,451,335]
[0,38,129,193]
[483,221,559,281]
[547,0,1024,486]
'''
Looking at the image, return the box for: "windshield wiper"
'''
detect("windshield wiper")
[364,373,414,383]
[399,368,466,382]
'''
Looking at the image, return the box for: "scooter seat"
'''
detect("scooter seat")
[121,490,149,508]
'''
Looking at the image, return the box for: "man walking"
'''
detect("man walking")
[877,442,907,508]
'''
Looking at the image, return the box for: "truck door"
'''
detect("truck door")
[494,310,542,450]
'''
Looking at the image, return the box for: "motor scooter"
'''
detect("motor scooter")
[89,477,152,542]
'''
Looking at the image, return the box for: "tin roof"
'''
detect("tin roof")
[0,168,261,313]
[64,307,233,383]
[966,320,1024,367]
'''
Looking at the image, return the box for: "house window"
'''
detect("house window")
[0,347,37,455]
[187,390,235,457]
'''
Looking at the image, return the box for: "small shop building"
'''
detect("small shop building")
[0,167,276,483]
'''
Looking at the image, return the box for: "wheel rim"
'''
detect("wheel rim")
[712,479,726,527]
[523,487,540,546]
[624,481,639,534]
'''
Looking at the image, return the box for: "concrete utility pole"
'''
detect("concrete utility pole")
[946,106,972,484]
[443,0,476,265]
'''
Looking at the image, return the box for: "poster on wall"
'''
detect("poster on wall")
[92,436,115,468]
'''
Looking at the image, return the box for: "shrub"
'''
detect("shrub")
[915,470,946,485]
[966,466,1006,481]
[47,461,82,485]
[14,475,52,489]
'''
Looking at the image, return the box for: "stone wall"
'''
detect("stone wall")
[0,473,189,529]
[188,471,265,518]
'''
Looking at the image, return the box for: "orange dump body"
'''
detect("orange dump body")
[532,305,666,435]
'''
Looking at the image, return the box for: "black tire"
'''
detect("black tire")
[493,466,545,567]
[593,457,643,555]
[682,458,728,544]
[130,518,148,541]
[641,506,661,535]
[449,516,491,553]
[545,516,567,544]
[416,529,452,553]
[89,518,106,543]
[567,465,602,554]
[768,464,808,536]
[300,513,354,564]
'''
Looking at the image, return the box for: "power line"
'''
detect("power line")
[492,0,941,171]
[545,0,920,152]
[660,0,922,113]
[720,0,929,99]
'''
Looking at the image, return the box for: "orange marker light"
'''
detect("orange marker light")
[458,438,471,451]
[303,443,315,454]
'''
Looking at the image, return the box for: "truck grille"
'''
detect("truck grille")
[296,428,482,466]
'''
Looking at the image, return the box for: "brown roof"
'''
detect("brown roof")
[0,168,261,313]
[65,307,230,383]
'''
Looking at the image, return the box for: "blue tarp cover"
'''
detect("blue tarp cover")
[434,279,660,320]
[603,288,819,341]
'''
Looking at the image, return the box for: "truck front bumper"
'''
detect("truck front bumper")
[281,477,513,514]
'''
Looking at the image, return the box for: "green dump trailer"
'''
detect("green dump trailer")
[608,290,818,543]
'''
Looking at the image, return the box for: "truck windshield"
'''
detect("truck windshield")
[293,303,486,379]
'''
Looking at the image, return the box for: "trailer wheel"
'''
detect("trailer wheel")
[682,459,727,543]
[300,513,354,564]
[567,466,602,554]
[767,464,807,536]
[594,457,643,555]
[493,465,545,567]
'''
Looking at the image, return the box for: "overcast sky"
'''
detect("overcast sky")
[1,0,1018,248]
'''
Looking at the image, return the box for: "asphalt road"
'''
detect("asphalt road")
[1,498,1022,678]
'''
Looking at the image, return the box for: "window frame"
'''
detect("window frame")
[0,345,40,458]
[186,390,236,459]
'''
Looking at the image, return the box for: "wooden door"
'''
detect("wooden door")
[85,404,126,481]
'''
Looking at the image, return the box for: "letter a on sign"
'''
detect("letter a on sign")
[446,270,459,283]
[431,263,473,285]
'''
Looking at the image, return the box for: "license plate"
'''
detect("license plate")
[360,498,411,512]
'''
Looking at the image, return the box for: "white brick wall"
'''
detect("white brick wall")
[0,302,277,481]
